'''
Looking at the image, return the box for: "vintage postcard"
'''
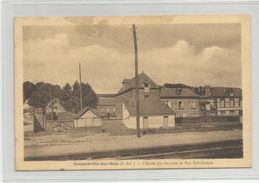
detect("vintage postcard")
[15,15,251,170]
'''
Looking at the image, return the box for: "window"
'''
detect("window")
[143,116,148,129]
[178,101,184,109]
[144,80,150,93]
[211,112,215,116]
[230,99,234,107]
[176,89,182,95]
[230,111,235,116]
[225,98,230,108]
[217,98,221,107]
[234,98,239,107]
[190,100,196,109]
[209,99,214,107]
[221,112,225,116]
[217,111,221,116]
[107,108,110,112]
[112,108,116,112]
[144,95,150,100]
[220,100,225,108]
[235,111,239,116]
[226,111,230,116]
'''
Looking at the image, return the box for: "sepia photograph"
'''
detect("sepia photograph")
[15,15,251,170]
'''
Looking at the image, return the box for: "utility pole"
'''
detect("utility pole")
[49,87,54,121]
[79,63,83,111]
[132,24,141,138]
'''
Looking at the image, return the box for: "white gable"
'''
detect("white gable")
[80,109,99,118]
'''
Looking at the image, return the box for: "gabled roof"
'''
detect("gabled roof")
[117,72,160,95]
[123,100,175,116]
[160,88,200,99]
[45,98,66,112]
[203,87,242,98]
[74,106,101,118]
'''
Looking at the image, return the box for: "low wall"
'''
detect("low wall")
[175,116,241,123]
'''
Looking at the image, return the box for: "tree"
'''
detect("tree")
[23,81,36,102]
[23,80,98,113]
[81,82,98,109]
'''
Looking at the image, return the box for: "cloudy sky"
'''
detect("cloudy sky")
[23,18,241,94]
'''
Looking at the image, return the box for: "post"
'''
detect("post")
[132,24,141,138]
[49,87,54,121]
[79,63,83,111]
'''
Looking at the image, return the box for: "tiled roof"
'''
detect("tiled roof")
[160,88,200,99]
[117,72,160,95]
[124,100,175,116]
[74,106,101,118]
[204,87,242,98]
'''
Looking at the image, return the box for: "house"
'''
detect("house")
[45,98,74,121]
[116,72,161,102]
[160,88,200,117]
[74,106,102,128]
[122,100,175,129]
[200,86,242,117]
[96,94,122,120]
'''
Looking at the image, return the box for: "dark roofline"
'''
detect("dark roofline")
[116,87,160,96]
[97,94,116,97]
[74,106,101,118]
[160,96,200,99]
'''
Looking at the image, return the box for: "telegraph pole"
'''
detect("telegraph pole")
[49,87,54,121]
[132,24,141,138]
[79,63,83,111]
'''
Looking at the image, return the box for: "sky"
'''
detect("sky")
[23,18,241,94]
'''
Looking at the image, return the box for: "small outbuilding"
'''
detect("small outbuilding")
[74,106,102,128]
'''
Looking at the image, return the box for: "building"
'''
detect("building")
[45,98,74,121]
[74,106,102,128]
[122,100,175,129]
[116,72,161,102]
[160,88,200,117]
[96,94,122,120]
[200,86,242,117]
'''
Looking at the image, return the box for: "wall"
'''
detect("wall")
[123,115,175,129]
[161,98,200,117]
[74,110,102,127]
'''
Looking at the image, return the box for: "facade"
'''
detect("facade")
[200,86,242,117]
[116,72,176,129]
[160,88,200,117]
[122,100,175,129]
[74,106,102,128]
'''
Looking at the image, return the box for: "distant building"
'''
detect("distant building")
[122,100,175,129]
[200,86,242,117]
[74,106,102,128]
[96,94,122,120]
[160,88,200,117]
[45,98,74,121]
